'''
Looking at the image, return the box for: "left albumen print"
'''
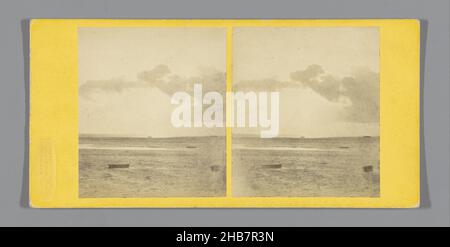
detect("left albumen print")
[78,27,227,197]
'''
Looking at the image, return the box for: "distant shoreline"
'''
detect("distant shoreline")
[79,134,379,140]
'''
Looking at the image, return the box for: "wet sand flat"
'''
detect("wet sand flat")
[79,136,225,198]
[232,137,379,197]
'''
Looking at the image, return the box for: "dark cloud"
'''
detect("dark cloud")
[79,65,225,98]
[235,64,379,123]
[139,66,225,95]
[137,64,171,82]
[290,64,324,84]
[290,65,379,122]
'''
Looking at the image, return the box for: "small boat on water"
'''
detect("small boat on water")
[107,164,130,169]
[262,164,282,169]
[362,165,373,173]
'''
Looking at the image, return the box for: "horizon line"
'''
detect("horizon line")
[79,133,380,139]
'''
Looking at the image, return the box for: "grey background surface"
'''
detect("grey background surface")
[0,0,448,226]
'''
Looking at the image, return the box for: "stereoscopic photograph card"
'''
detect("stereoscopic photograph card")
[29,20,420,208]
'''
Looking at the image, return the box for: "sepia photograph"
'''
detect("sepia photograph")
[78,26,380,198]
[232,27,380,197]
[78,27,227,197]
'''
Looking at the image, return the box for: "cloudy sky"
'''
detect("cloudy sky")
[78,27,379,138]
[78,27,226,137]
[233,27,379,137]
